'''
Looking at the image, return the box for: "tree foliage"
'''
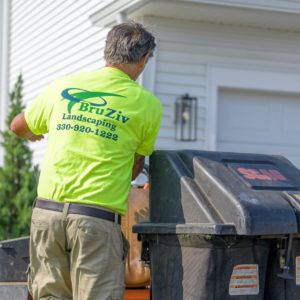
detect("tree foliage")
[0,74,38,240]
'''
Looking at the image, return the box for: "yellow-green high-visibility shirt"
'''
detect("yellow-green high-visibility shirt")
[25,67,162,215]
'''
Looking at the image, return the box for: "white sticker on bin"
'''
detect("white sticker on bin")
[296,257,300,285]
[229,264,259,296]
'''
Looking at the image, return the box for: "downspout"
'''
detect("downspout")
[0,0,10,165]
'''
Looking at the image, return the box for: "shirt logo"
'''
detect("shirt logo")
[61,88,125,113]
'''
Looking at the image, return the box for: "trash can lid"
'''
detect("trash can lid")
[138,150,300,236]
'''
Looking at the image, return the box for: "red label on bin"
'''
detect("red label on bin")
[227,162,297,189]
[237,168,287,181]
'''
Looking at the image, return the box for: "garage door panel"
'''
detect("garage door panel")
[217,88,300,167]
[219,97,271,132]
[218,141,300,156]
[219,98,271,133]
[219,132,300,145]
[283,105,300,135]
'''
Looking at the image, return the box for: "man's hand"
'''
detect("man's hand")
[26,132,44,142]
[132,154,145,180]
[10,112,44,142]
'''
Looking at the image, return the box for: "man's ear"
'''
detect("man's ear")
[138,52,152,68]
[144,51,152,61]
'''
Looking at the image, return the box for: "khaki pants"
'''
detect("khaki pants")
[28,205,129,300]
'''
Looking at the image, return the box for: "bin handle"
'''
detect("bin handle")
[277,234,294,280]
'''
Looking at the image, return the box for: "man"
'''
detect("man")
[10,22,162,300]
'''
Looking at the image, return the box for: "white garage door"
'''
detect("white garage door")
[217,88,300,168]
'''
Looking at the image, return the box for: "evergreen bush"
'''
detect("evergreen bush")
[0,74,38,240]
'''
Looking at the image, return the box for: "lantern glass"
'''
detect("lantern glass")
[175,94,197,141]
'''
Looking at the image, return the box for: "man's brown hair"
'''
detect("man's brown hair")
[104,21,156,64]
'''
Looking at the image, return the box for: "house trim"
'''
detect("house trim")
[90,0,300,33]
[205,65,300,151]
[183,0,300,14]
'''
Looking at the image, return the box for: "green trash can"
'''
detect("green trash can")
[134,150,300,300]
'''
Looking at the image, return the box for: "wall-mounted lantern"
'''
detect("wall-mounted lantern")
[175,93,198,141]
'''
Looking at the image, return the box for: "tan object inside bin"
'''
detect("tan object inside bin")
[121,187,150,288]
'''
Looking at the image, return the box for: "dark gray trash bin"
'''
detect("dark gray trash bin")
[134,150,300,300]
[0,237,30,300]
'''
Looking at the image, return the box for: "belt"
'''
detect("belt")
[34,199,121,225]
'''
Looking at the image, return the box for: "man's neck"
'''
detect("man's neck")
[106,63,139,81]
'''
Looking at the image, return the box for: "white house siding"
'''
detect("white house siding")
[0,0,10,166]
[0,0,4,127]
[143,16,300,153]
[9,0,110,165]
[0,0,5,166]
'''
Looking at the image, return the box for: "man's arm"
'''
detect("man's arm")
[132,154,145,180]
[10,112,44,142]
